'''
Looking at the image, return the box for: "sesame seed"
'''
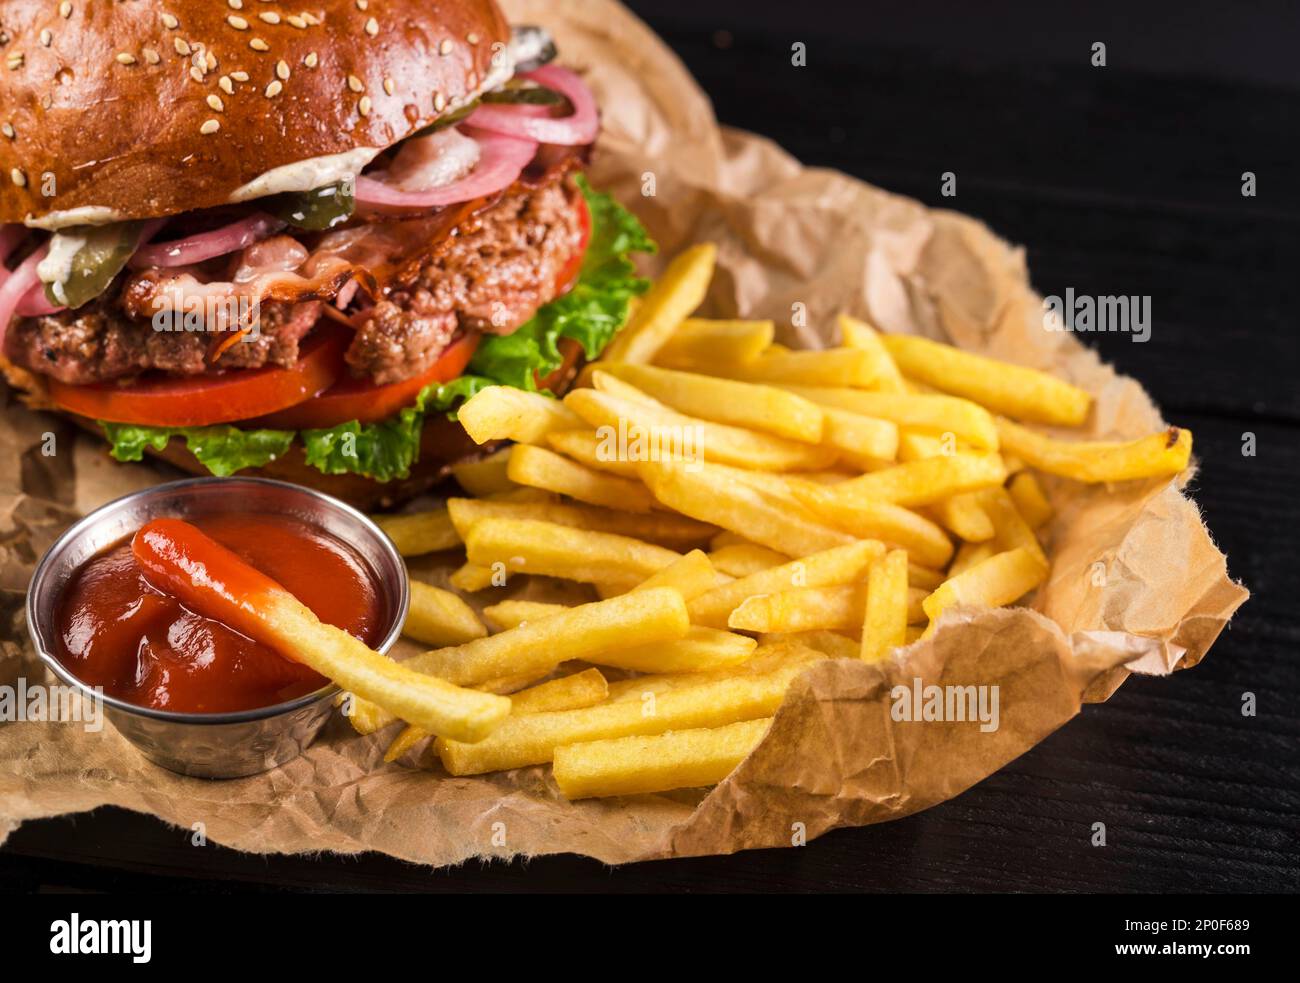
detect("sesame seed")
[304,52,318,68]
[439,39,453,55]
[142,47,160,65]
[231,70,249,81]
[276,59,290,80]
[260,12,280,24]
[219,75,234,93]
[60,2,73,18]
[206,50,217,69]
[207,94,225,111]
[265,79,283,98]
[117,52,137,65]
[356,0,368,9]
[467,33,480,44]
[200,119,221,134]
[174,37,191,55]
[302,12,320,26]
[189,65,206,83]
[287,15,307,29]
[11,168,27,187]
[39,29,52,47]
[7,53,24,70]
[228,0,242,8]
[1,123,14,139]
[433,91,446,112]
[358,96,371,117]
[161,13,178,30]
[249,37,269,51]
[365,17,378,37]
[347,74,364,93]
[228,15,249,29]
[383,77,394,95]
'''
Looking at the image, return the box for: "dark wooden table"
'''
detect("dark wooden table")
[3,4,1297,893]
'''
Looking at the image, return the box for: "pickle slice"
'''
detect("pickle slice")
[41,221,145,310]
[266,182,356,230]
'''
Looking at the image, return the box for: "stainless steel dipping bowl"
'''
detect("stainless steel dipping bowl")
[25,476,409,779]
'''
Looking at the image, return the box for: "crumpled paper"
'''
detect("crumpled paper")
[0,0,1247,863]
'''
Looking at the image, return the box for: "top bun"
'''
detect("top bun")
[0,0,510,225]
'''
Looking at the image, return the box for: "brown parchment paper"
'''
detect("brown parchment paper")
[0,0,1247,864]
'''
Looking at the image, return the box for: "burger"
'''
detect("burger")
[0,0,652,506]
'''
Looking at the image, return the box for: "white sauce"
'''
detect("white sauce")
[25,206,128,231]
[36,230,88,304]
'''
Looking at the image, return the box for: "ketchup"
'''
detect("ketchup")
[54,513,382,713]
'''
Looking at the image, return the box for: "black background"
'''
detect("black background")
[2,1,1296,893]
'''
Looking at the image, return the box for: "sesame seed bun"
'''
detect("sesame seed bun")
[0,0,510,226]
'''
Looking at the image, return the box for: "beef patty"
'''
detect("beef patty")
[6,176,584,387]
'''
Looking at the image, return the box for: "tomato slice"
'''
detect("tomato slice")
[49,325,349,428]
[553,193,591,297]
[260,332,480,429]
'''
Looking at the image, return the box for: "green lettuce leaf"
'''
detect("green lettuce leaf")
[99,178,653,483]
[102,423,295,478]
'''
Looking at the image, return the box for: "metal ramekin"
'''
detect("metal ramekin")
[26,476,409,779]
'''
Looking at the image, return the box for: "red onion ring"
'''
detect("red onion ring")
[0,224,26,282]
[15,280,63,317]
[353,129,538,208]
[465,66,599,146]
[129,212,284,269]
[0,243,49,348]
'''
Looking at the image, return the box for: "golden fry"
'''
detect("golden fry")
[464,517,682,586]
[403,581,487,647]
[782,386,999,450]
[371,508,459,557]
[601,243,717,364]
[1008,471,1053,529]
[789,488,953,568]
[861,549,909,662]
[655,318,774,368]
[793,453,1006,510]
[926,491,995,542]
[922,547,1048,634]
[545,429,641,478]
[838,314,906,392]
[445,497,714,551]
[457,385,583,445]
[507,444,657,512]
[708,543,790,578]
[450,446,515,497]
[995,416,1193,483]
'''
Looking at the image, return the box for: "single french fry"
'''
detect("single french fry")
[710,347,878,387]
[655,318,774,368]
[445,497,714,551]
[927,491,996,543]
[882,335,1093,426]
[507,444,657,512]
[839,314,906,392]
[995,416,1193,483]
[759,630,861,661]
[634,548,729,600]
[641,459,854,559]
[781,385,999,450]
[601,243,717,364]
[603,640,829,703]
[594,362,825,442]
[976,486,1049,569]
[861,549,909,662]
[897,429,975,462]
[819,406,900,464]
[465,517,682,586]
[788,487,954,568]
[372,508,459,556]
[948,540,996,578]
[482,598,570,630]
[554,717,771,799]
[922,547,1047,635]
[403,582,488,647]
[448,562,496,593]
[728,583,925,633]
[386,668,611,764]
[450,446,515,497]
[545,429,641,478]
[569,378,837,472]
[792,453,1007,510]
[131,519,511,744]
[457,385,583,445]
[1008,471,1053,529]
[908,563,947,591]
[709,543,790,578]
[689,540,886,629]
[438,658,806,776]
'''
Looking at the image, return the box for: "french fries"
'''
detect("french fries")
[708,543,790,577]
[601,242,716,364]
[995,416,1193,483]
[792,453,1006,510]
[385,668,610,764]
[1008,471,1053,529]
[922,547,1048,635]
[861,549,910,662]
[926,492,995,543]
[507,444,657,512]
[553,718,771,799]
[544,429,641,478]
[594,362,825,442]
[458,385,583,446]
[655,318,774,368]
[881,335,1093,426]
[445,496,714,550]
[782,386,999,450]
[450,446,515,496]
[463,517,682,586]
[711,347,878,387]
[372,509,459,557]
[838,314,906,392]
[403,582,487,647]
[727,583,925,633]
[786,490,954,568]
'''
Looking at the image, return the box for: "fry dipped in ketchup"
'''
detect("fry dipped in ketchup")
[132,519,510,743]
